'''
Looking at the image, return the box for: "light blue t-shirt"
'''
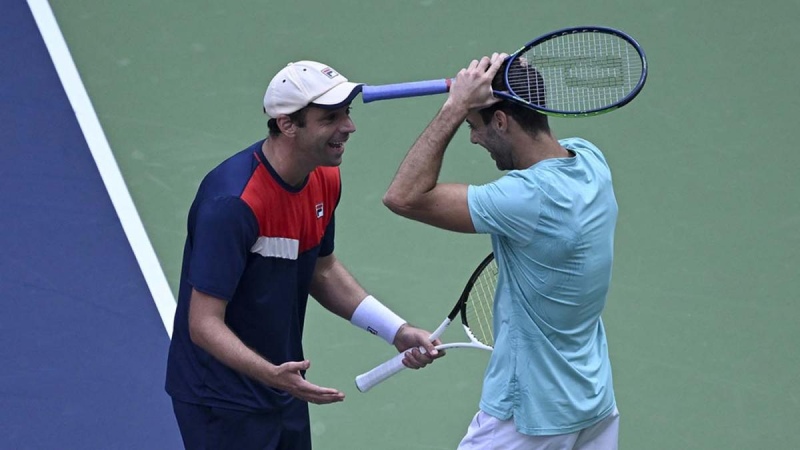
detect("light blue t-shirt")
[467,137,618,436]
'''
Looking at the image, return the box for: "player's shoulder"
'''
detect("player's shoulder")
[559,137,609,165]
[210,142,262,177]
[198,141,263,196]
[559,137,602,154]
[474,170,541,198]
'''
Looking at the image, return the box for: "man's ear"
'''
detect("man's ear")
[492,109,508,132]
[276,115,297,137]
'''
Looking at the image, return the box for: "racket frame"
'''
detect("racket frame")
[496,25,648,117]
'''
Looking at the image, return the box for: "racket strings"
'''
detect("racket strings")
[511,31,644,113]
[465,259,497,347]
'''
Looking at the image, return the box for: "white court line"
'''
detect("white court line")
[27,0,177,337]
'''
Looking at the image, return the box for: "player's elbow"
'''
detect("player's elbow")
[382,191,418,218]
[188,318,207,347]
[188,311,217,350]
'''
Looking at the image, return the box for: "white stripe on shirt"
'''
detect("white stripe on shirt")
[250,236,299,260]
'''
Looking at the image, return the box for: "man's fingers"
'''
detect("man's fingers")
[477,55,492,71]
[297,381,345,404]
[311,387,345,403]
[307,391,345,404]
[420,341,439,357]
[402,345,439,369]
[486,54,506,77]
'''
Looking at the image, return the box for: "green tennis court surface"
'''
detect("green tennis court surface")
[49,1,799,448]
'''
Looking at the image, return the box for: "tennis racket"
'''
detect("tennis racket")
[355,253,497,393]
[361,26,647,117]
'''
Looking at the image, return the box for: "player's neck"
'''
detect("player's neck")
[513,132,569,168]
[261,137,312,187]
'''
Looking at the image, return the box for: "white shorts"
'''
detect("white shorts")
[457,408,620,450]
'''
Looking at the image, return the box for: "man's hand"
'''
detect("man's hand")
[392,324,446,369]
[445,52,509,112]
[265,360,345,405]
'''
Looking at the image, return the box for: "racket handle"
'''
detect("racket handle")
[361,79,452,103]
[355,350,408,392]
[356,344,443,392]
[356,317,450,392]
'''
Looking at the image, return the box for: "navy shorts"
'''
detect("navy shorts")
[171,398,311,450]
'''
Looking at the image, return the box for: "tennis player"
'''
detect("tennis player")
[383,53,620,449]
[165,60,442,450]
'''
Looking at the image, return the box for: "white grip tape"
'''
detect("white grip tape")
[355,317,451,392]
[355,351,408,392]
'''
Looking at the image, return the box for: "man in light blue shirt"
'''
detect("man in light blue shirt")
[383,53,620,449]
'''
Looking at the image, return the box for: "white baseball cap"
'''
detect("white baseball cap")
[263,61,363,118]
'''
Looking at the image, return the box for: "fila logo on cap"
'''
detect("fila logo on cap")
[320,67,339,79]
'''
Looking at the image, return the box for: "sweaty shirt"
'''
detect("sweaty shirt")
[467,137,618,435]
[166,140,340,411]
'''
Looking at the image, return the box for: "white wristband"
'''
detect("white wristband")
[350,295,407,345]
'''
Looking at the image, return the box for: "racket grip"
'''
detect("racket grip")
[355,350,409,392]
[356,317,450,393]
[361,79,452,103]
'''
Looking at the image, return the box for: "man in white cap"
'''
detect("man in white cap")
[166,61,442,450]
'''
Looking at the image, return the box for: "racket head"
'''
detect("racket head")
[495,26,648,117]
[457,253,497,348]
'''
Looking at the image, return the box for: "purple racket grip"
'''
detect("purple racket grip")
[361,79,452,103]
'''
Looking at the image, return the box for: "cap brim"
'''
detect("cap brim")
[311,82,364,110]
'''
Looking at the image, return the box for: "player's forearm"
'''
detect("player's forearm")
[383,102,468,214]
[311,254,407,345]
[190,312,279,386]
[309,254,367,320]
[188,290,278,387]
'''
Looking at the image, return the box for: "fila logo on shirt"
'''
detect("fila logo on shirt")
[315,203,324,218]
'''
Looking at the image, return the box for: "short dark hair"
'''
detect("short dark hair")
[479,58,550,136]
[267,107,309,137]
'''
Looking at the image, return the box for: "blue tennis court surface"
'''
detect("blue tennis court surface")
[0,1,181,448]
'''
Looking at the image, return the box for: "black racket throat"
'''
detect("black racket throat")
[454,253,496,321]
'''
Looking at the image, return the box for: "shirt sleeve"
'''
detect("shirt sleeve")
[318,214,335,257]
[187,195,259,301]
[467,173,542,246]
